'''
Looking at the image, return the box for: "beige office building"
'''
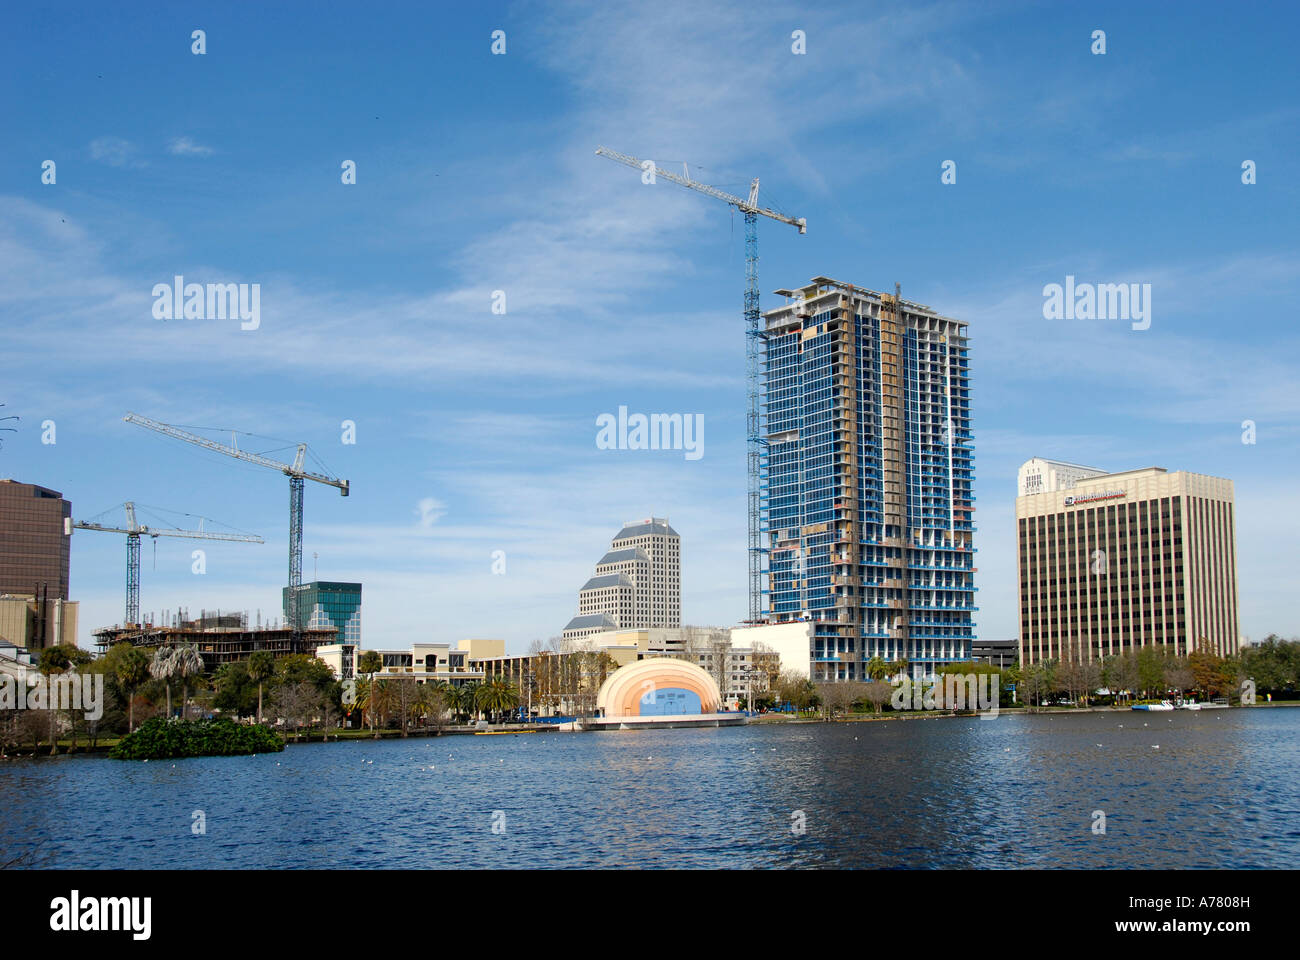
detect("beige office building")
[562,518,681,640]
[0,594,78,651]
[1017,464,1239,664]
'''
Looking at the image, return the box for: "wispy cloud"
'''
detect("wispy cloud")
[415,497,447,529]
[167,136,214,157]
[0,194,739,392]
[88,136,141,168]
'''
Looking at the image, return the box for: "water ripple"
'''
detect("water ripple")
[2,710,1297,868]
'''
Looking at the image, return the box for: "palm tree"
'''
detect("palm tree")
[150,647,179,719]
[111,644,151,732]
[437,683,456,723]
[461,681,483,723]
[173,645,205,720]
[356,679,395,733]
[247,650,275,724]
[442,683,461,724]
[352,675,370,724]
[446,682,475,724]
[493,677,521,722]
[38,645,74,754]
[475,676,520,724]
[358,650,383,737]
[457,683,476,724]
[474,680,493,722]
[865,656,891,682]
[408,682,435,729]
[375,680,398,731]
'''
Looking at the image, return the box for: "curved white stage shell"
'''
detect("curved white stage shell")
[595,658,722,719]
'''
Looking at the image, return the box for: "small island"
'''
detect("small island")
[109,718,284,761]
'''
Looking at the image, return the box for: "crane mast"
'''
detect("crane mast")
[74,501,264,625]
[123,413,349,640]
[595,146,806,623]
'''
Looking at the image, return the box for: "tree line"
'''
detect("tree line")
[751,637,1300,719]
[1,641,532,755]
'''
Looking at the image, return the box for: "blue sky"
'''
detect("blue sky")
[1,0,1297,653]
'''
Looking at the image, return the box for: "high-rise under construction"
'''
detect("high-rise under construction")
[761,277,975,682]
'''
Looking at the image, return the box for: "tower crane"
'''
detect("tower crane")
[122,413,349,639]
[73,502,264,625]
[594,146,806,623]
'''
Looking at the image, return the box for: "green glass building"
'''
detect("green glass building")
[282,581,362,644]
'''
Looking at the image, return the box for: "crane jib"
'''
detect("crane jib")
[595,145,805,623]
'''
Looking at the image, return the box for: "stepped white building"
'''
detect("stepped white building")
[563,518,681,641]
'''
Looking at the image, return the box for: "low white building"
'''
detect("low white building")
[332,637,505,686]
[315,643,358,682]
[729,621,814,680]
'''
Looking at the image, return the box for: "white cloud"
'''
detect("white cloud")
[415,497,447,529]
[167,136,214,157]
[88,136,140,168]
[0,203,742,392]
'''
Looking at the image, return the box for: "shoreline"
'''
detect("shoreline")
[4,702,1296,759]
[0,722,559,759]
[752,700,1300,724]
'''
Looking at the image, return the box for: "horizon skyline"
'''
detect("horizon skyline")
[2,383,1280,655]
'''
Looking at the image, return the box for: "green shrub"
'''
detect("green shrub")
[109,717,284,760]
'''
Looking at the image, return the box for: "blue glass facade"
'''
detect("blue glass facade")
[762,280,976,682]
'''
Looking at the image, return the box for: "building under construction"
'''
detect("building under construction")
[93,611,337,671]
[761,277,976,682]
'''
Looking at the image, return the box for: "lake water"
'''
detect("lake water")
[3,709,1298,868]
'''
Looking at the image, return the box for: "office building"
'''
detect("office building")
[1017,458,1107,497]
[356,637,502,685]
[762,278,976,682]
[282,581,362,646]
[1016,464,1239,663]
[561,612,619,642]
[0,479,72,601]
[0,594,78,651]
[562,518,681,639]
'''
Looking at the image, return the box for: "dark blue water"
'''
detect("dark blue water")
[3,709,1298,868]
